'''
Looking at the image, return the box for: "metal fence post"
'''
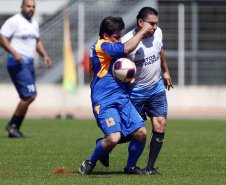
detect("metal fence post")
[78,2,84,86]
[178,3,185,86]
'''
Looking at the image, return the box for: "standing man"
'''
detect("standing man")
[121,7,174,175]
[0,0,51,138]
[79,16,152,175]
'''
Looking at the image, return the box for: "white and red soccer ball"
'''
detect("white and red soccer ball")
[112,58,136,82]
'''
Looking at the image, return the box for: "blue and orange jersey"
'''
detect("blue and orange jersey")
[89,39,127,106]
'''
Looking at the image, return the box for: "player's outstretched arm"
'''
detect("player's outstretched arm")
[36,38,52,68]
[0,35,23,62]
[161,48,174,91]
[124,22,151,55]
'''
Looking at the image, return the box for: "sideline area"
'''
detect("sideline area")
[1,108,226,119]
[1,84,226,119]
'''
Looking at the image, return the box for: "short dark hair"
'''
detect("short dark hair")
[22,0,34,6]
[136,7,158,26]
[99,16,125,38]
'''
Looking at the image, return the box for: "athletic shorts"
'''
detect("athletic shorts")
[92,98,145,137]
[130,91,168,120]
[7,55,36,99]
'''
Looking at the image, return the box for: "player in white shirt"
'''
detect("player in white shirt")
[121,7,174,175]
[0,0,51,138]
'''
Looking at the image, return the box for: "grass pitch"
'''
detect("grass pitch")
[0,119,225,185]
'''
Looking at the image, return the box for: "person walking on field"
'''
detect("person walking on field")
[0,0,52,138]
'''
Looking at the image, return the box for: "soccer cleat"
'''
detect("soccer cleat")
[5,123,23,138]
[18,131,30,138]
[147,167,163,175]
[79,160,96,175]
[124,166,149,175]
[96,138,109,167]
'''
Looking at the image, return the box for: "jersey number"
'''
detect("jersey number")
[27,84,35,93]
[105,118,115,127]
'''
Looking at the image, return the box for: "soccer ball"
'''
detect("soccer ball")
[112,58,136,82]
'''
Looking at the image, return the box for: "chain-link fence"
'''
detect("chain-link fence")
[159,1,226,85]
[0,0,225,85]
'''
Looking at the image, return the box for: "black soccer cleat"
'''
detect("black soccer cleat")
[79,160,96,175]
[124,166,149,175]
[96,138,109,167]
[18,131,30,138]
[147,167,163,175]
[5,123,23,138]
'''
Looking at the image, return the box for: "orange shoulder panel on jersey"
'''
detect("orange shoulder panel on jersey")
[95,39,113,78]
[94,105,100,115]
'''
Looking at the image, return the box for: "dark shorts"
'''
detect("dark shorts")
[92,98,145,137]
[7,62,36,99]
[130,91,168,120]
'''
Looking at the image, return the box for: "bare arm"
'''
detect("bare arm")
[0,35,23,62]
[36,38,52,68]
[124,22,151,55]
[161,48,174,91]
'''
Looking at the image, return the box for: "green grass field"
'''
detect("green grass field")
[0,119,225,185]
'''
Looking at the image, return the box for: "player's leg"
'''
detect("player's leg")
[121,100,148,175]
[88,132,120,163]
[6,63,36,138]
[96,133,131,167]
[14,95,36,126]
[146,116,165,175]
[80,132,121,175]
[145,91,167,175]
[124,126,148,175]
[79,105,122,175]
[97,98,146,167]
[14,95,36,117]
[6,95,36,138]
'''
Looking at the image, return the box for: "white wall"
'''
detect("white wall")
[166,86,226,109]
[0,84,92,118]
[0,84,226,119]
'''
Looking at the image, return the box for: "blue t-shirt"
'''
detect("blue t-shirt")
[90,39,127,106]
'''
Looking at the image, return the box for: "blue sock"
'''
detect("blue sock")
[87,139,112,164]
[125,138,146,172]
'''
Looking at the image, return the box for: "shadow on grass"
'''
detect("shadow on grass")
[0,136,12,139]
[53,168,124,175]
[87,171,124,175]
[0,136,31,139]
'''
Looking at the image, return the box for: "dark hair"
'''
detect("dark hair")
[136,7,158,26]
[99,16,125,38]
[22,0,34,5]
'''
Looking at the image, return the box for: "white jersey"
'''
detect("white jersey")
[122,27,165,98]
[0,13,39,58]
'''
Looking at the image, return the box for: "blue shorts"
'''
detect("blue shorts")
[130,91,168,120]
[92,98,145,137]
[7,55,36,99]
